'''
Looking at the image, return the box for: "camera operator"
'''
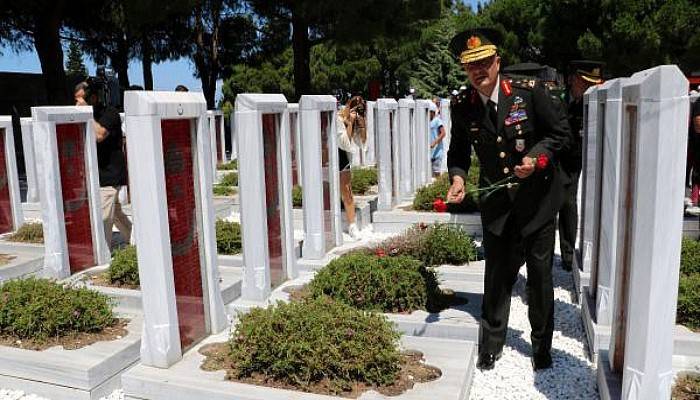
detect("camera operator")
[74,80,131,248]
[337,96,367,240]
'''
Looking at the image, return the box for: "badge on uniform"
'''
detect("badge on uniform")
[515,138,526,152]
[513,96,524,104]
[505,109,528,126]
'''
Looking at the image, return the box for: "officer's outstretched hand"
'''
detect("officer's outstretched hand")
[447,176,466,203]
[514,157,535,179]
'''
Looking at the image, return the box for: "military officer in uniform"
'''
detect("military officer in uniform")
[558,61,604,271]
[446,29,572,371]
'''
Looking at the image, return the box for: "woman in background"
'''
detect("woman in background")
[337,96,367,240]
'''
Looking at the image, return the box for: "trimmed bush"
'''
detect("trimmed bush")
[351,167,378,195]
[213,185,236,196]
[107,245,139,287]
[220,172,238,187]
[7,222,44,244]
[216,220,242,255]
[413,156,480,212]
[371,223,477,267]
[678,273,700,331]
[218,159,237,170]
[0,278,115,340]
[680,237,700,276]
[307,253,444,313]
[292,185,303,208]
[228,297,401,393]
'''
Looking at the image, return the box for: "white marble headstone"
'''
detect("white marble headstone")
[376,99,398,211]
[439,98,451,174]
[124,91,227,368]
[415,100,433,187]
[397,98,415,200]
[579,85,602,286]
[32,107,109,279]
[0,117,23,231]
[365,100,377,166]
[20,117,40,204]
[299,95,342,259]
[235,94,296,300]
[606,65,687,400]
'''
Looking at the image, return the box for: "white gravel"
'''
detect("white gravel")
[469,258,599,399]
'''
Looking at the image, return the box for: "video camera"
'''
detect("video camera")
[85,66,121,109]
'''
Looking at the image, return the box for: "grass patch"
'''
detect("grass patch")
[672,373,700,400]
[216,220,242,255]
[106,245,139,288]
[220,172,238,187]
[412,174,479,213]
[213,185,236,196]
[0,278,117,344]
[368,223,478,267]
[198,297,439,397]
[351,167,378,195]
[218,159,237,170]
[292,185,303,208]
[7,222,43,244]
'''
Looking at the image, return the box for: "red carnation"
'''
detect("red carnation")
[433,198,448,213]
[375,248,386,257]
[536,154,549,170]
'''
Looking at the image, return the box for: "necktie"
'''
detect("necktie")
[487,100,497,128]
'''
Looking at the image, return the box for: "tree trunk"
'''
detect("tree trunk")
[113,36,131,91]
[33,8,69,105]
[291,10,311,101]
[141,37,153,90]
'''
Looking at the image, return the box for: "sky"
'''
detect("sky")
[0,0,484,101]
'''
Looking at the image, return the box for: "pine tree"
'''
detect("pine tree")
[65,41,88,80]
[405,10,468,98]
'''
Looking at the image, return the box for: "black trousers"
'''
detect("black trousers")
[558,172,580,268]
[479,218,555,356]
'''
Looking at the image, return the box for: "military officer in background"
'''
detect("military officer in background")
[446,28,572,371]
[558,61,604,271]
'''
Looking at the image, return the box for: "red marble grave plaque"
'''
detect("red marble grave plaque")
[262,114,285,288]
[56,123,95,273]
[215,115,223,164]
[289,112,299,186]
[320,111,334,251]
[0,129,13,234]
[161,119,207,350]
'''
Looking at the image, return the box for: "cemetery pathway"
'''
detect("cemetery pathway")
[469,253,599,400]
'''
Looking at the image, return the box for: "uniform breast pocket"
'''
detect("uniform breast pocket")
[505,119,534,154]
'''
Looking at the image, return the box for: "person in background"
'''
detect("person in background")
[175,84,189,92]
[76,80,132,248]
[688,97,700,215]
[337,96,367,240]
[557,60,604,271]
[429,101,446,177]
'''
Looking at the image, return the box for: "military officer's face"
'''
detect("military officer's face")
[464,55,501,96]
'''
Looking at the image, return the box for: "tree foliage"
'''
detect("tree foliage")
[65,41,88,81]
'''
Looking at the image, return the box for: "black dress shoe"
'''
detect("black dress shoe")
[476,351,502,371]
[532,352,553,370]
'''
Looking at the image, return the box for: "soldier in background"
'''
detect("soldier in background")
[558,61,604,271]
[446,29,571,371]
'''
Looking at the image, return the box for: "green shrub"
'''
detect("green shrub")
[218,159,237,170]
[0,278,115,340]
[307,253,444,313]
[216,220,242,255]
[292,185,303,208]
[351,167,378,195]
[107,245,139,287]
[412,173,479,213]
[678,273,700,331]
[213,185,236,196]
[7,222,44,244]
[229,297,401,393]
[371,223,477,266]
[681,238,700,276]
[220,172,238,187]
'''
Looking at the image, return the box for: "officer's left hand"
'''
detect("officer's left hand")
[514,157,535,179]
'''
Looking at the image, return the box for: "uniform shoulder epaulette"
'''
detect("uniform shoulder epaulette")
[511,78,538,90]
